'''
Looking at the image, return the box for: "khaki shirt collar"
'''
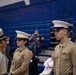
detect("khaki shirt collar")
[17,47,26,52]
[59,39,69,48]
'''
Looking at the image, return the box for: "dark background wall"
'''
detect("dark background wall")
[0,0,76,48]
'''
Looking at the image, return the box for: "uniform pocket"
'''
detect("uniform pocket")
[61,52,69,60]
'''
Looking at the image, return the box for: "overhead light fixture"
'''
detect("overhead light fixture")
[24,0,30,5]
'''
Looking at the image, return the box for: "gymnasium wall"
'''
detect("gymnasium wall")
[0,0,76,48]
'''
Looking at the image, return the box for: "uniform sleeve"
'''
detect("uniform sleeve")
[12,50,33,75]
[0,57,7,74]
[71,45,76,75]
[52,52,55,72]
[52,52,55,60]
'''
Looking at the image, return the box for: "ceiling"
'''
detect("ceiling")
[0,0,30,7]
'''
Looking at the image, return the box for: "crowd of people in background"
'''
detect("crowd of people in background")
[0,20,76,75]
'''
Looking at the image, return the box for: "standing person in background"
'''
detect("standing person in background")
[0,28,8,75]
[52,20,76,75]
[6,37,12,47]
[6,37,12,72]
[9,30,33,75]
[6,37,12,59]
[29,30,44,55]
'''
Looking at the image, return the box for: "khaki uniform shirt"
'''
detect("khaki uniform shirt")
[0,51,8,75]
[53,39,76,75]
[10,47,33,75]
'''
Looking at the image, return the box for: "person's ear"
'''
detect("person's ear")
[64,29,68,34]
